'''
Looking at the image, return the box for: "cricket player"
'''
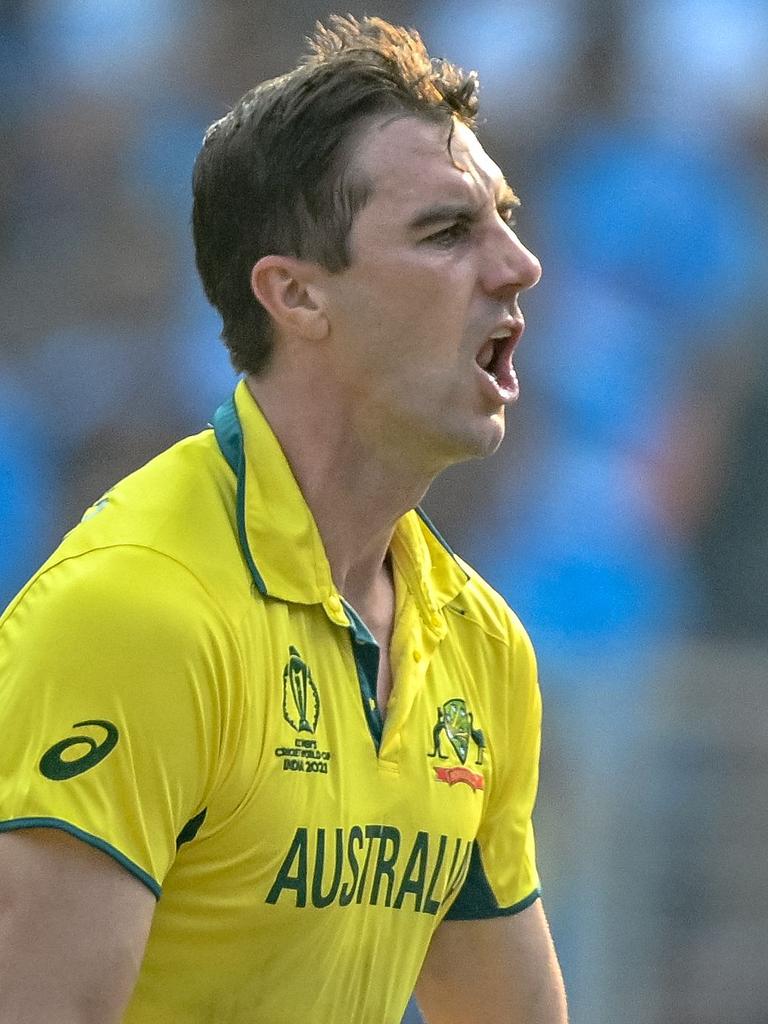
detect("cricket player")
[0,15,567,1024]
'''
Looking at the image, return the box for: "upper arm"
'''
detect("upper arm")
[0,828,156,1024]
[0,547,240,893]
[416,901,567,1024]
[446,615,541,922]
[0,549,241,1018]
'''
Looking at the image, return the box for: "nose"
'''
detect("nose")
[482,224,542,298]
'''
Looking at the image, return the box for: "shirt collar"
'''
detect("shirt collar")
[212,380,469,610]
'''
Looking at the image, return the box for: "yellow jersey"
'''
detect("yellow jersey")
[0,380,541,1024]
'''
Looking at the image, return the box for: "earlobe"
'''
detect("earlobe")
[251,255,329,341]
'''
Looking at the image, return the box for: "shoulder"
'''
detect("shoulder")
[451,555,536,664]
[73,427,236,572]
[441,557,540,733]
[1,543,241,673]
[4,426,252,636]
[1,423,252,672]
[0,542,247,784]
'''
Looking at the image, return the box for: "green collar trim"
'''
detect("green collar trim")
[342,599,384,749]
[212,385,468,609]
[212,393,268,596]
[415,505,463,563]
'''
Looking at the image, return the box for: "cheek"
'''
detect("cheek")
[335,278,421,356]
[331,256,476,374]
[385,268,471,343]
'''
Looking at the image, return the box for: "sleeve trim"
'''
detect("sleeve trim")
[446,886,541,921]
[0,817,162,900]
[444,838,540,920]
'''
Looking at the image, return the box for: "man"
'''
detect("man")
[0,16,567,1024]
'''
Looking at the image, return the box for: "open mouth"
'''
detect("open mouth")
[476,331,509,384]
[475,322,523,396]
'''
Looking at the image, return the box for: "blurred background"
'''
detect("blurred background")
[1,1,766,1021]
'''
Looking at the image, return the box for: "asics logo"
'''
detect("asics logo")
[39,720,119,781]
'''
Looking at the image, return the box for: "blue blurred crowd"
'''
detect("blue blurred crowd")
[3,0,766,643]
[422,0,768,661]
[2,2,767,1020]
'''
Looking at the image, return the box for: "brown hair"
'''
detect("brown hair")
[192,15,479,374]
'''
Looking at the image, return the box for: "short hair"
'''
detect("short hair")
[192,15,479,375]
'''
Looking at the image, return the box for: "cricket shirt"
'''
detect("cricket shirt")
[0,379,542,1024]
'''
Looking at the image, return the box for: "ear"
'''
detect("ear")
[250,255,329,341]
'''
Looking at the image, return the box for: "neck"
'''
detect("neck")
[245,372,434,610]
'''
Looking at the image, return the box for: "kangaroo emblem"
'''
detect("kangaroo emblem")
[428,699,485,766]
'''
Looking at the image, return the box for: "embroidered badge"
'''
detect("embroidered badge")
[277,646,332,776]
[428,699,486,791]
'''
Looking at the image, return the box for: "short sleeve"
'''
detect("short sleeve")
[0,546,240,898]
[446,614,541,919]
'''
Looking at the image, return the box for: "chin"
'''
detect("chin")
[472,407,506,455]
[473,426,505,459]
[440,413,506,465]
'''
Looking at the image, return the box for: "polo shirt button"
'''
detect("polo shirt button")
[412,649,423,663]
[328,595,342,614]
[430,614,442,630]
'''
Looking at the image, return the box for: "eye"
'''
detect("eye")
[498,204,518,229]
[426,219,472,247]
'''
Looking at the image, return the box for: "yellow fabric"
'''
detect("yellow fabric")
[0,381,541,1024]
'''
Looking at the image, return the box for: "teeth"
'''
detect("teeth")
[477,339,495,370]
[478,329,513,372]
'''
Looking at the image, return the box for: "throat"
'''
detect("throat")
[346,556,396,714]
[376,650,393,714]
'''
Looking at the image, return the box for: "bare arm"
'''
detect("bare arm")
[415,900,568,1024]
[0,829,156,1024]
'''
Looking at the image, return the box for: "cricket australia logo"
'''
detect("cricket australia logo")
[428,698,486,791]
[282,646,320,733]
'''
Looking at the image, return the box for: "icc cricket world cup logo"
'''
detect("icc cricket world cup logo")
[282,646,320,734]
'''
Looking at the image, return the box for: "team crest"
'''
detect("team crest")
[428,698,486,791]
[282,646,320,734]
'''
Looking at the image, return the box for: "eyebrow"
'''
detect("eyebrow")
[497,182,521,210]
[407,183,521,233]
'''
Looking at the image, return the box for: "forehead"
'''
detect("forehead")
[352,115,511,216]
